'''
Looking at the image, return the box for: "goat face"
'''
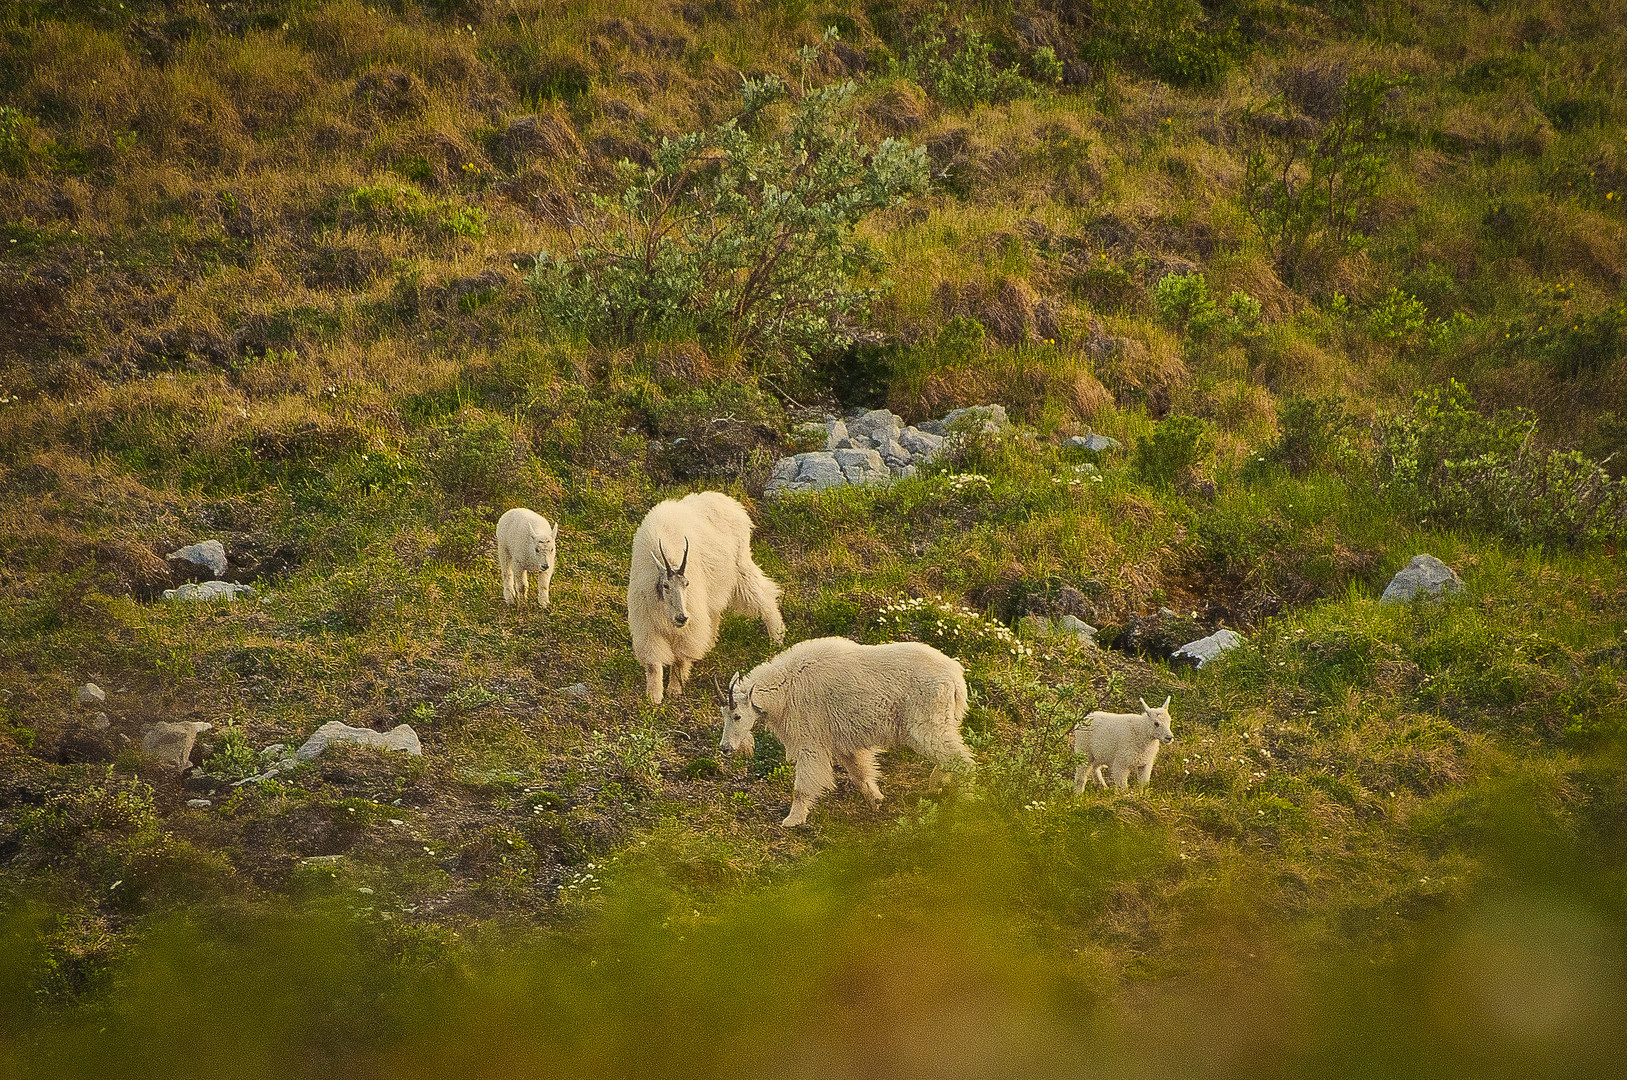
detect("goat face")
[718,674,760,755]
[1140,696,1176,743]
[652,537,691,628]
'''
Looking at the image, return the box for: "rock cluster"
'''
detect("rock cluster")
[766,405,1009,496]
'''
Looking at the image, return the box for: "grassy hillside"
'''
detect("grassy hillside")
[2,1,1626,1075]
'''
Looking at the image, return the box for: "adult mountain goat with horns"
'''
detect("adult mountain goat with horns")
[718,637,975,827]
[627,491,786,704]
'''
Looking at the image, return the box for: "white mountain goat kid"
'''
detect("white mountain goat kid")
[627,491,785,704]
[1072,696,1176,792]
[718,637,975,827]
[496,507,559,608]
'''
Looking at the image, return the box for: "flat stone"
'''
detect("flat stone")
[1172,628,1246,668]
[1059,614,1098,640]
[163,580,255,602]
[824,418,849,450]
[1018,614,1054,638]
[558,682,591,701]
[167,539,228,578]
[142,721,213,772]
[259,743,286,758]
[77,683,106,705]
[90,712,111,731]
[294,721,422,762]
[187,799,212,809]
[1380,554,1465,604]
[1066,433,1120,452]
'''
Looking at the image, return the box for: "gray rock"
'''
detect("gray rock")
[1380,555,1465,604]
[187,799,212,809]
[847,409,905,445]
[878,438,913,467]
[1172,628,1246,668]
[916,419,945,436]
[558,682,591,701]
[1059,615,1099,641]
[77,683,106,705]
[899,427,946,458]
[942,404,1010,433]
[259,743,286,758]
[91,712,111,731]
[1018,615,1054,638]
[294,721,422,762]
[833,447,888,484]
[142,721,213,772]
[824,418,849,450]
[163,580,255,602]
[1066,433,1120,452]
[167,539,228,578]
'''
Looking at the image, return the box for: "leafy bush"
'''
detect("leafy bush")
[424,409,531,505]
[1266,395,1359,477]
[874,595,1033,661]
[1084,0,1239,87]
[1243,71,1405,282]
[1509,299,1627,380]
[530,39,927,369]
[896,13,1039,108]
[202,726,261,780]
[1154,272,1262,341]
[1367,287,1429,342]
[1378,382,1627,546]
[1134,414,1214,486]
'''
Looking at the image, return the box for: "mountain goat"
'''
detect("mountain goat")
[1072,697,1175,792]
[496,507,559,608]
[628,491,785,704]
[718,637,974,827]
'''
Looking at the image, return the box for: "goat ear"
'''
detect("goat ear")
[1139,697,1151,712]
[551,521,560,541]
[1161,695,1171,710]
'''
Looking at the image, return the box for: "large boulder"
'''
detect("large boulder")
[295,721,422,762]
[143,721,213,771]
[833,447,889,484]
[1380,555,1464,604]
[76,683,106,705]
[1066,433,1120,452]
[167,540,228,579]
[899,427,946,458]
[1172,628,1246,668]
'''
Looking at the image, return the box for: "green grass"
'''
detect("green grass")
[1,0,1626,1075]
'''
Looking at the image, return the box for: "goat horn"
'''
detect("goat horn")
[656,540,672,572]
[677,537,690,575]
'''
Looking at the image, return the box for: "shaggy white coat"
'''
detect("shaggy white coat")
[627,491,785,704]
[720,636,973,827]
[496,507,558,608]
[1072,697,1176,792]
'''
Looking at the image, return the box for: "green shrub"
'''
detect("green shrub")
[895,13,1039,109]
[1243,71,1405,282]
[1134,414,1214,486]
[424,409,531,505]
[1377,381,1627,546]
[201,726,263,780]
[530,39,927,369]
[1083,0,1239,87]
[1367,287,1429,342]
[1266,394,1359,477]
[1153,272,1261,341]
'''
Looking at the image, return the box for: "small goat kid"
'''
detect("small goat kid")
[1072,696,1176,792]
[496,507,559,608]
[627,492,785,704]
